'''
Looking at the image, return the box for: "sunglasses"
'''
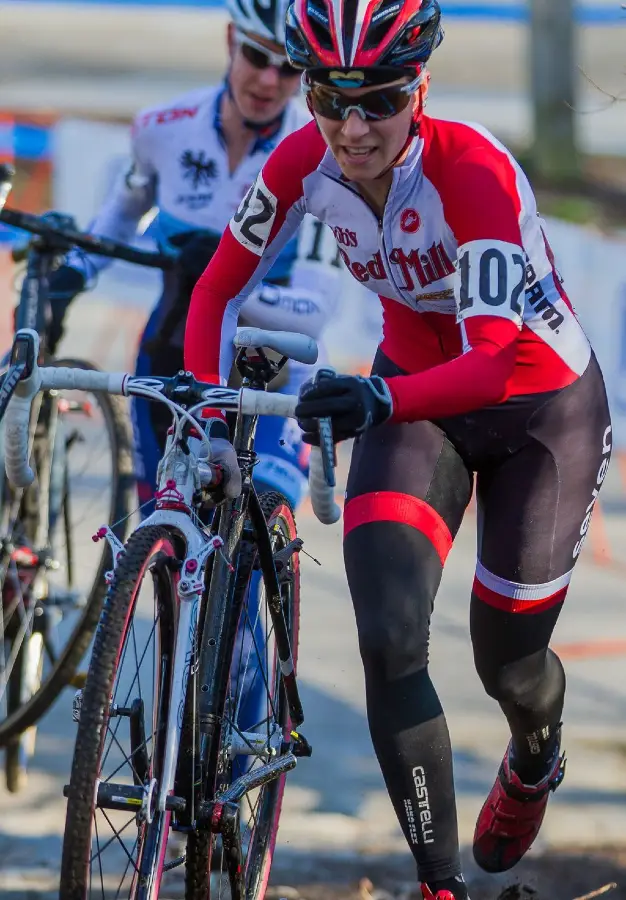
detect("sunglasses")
[303,75,421,122]
[235,30,300,78]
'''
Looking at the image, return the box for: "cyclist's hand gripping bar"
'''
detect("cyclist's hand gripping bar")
[238,389,341,525]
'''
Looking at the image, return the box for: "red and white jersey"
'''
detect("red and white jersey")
[186,116,592,423]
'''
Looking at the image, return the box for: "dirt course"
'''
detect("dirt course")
[264,847,626,900]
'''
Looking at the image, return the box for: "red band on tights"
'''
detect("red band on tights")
[472,577,568,614]
[343,491,453,565]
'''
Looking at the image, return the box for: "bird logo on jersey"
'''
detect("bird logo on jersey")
[180,150,218,189]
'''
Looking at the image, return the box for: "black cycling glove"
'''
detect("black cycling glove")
[142,229,222,361]
[172,229,222,299]
[295,370,394,444]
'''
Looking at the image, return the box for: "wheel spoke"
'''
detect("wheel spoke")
[99,809,140,873]
[115,833,140,899]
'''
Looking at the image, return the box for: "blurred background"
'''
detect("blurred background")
[2,3,626,898]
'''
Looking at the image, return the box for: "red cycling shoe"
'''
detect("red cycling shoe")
[473,741,566,873]
[421,886,456,900]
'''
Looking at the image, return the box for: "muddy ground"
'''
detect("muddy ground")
[264,847,626,900]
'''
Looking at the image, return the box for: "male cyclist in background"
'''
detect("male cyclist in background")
[184,0,612,897]
[46,0,340,512]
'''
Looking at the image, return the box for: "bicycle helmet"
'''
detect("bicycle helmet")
[286,0,443,84]
[228,0,291,45]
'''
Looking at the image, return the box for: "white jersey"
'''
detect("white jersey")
[69,83,341,374]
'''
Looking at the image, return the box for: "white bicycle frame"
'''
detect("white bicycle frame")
[3,326,340,825]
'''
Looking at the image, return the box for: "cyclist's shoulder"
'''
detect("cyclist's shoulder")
[132,85,217,136]
[421,115,531,200]
[421,116,526,175]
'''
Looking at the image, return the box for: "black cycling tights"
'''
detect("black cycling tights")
[343,351,611,886]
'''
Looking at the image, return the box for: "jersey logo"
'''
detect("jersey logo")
[137,106,199,129]
[400,208,421,234]
[332,225,358,247]
[230,172,277,257]
[337,242,455,291]
[180,150,217,189]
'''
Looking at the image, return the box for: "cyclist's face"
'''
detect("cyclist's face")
[314,80,419,183]
[227,24,301,124]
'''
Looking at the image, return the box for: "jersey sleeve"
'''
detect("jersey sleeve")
[184,123,324,384]
[66,114,157,275]
[386,145,527,422]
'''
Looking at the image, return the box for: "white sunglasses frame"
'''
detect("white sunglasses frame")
[301,73,423,121]
[234,29,297,71]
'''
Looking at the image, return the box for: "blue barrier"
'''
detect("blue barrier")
[4,0,626,23]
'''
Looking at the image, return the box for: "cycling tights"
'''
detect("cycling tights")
[343,349,611,884]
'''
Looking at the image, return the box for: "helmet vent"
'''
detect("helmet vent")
[306,0,334,49]
[362,0,403,51]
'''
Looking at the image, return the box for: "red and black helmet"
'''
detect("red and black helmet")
[285,0,443,83]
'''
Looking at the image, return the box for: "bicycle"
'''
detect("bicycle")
[3,323,339,899]
[0,163,173,790]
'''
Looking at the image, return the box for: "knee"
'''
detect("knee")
[475,649,563,706]
[356,611,430,684]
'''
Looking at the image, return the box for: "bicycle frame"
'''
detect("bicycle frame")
[5,327,336,896]
[95,358,304,825]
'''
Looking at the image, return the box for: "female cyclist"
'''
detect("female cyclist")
[184,1,612,896]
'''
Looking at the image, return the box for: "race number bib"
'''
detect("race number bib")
[230,172,278,256]
[457,239,527,326]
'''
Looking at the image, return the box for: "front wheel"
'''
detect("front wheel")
[59,526,180,900]
[186,491,301,900]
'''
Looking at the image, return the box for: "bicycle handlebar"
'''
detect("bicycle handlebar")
[0,206,173,270]
[4,329,341,525]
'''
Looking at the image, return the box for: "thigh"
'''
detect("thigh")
[476,354,612,609]
[346,349,473,548]
[344,357,473,679]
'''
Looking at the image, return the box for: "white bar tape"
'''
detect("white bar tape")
[239,388,298,418]
[5,365,127,488]
[308,447,341,525]
[5,367,42,488]
[39,367,127,394]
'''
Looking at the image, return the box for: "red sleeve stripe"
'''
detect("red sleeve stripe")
[343,491,453,564]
